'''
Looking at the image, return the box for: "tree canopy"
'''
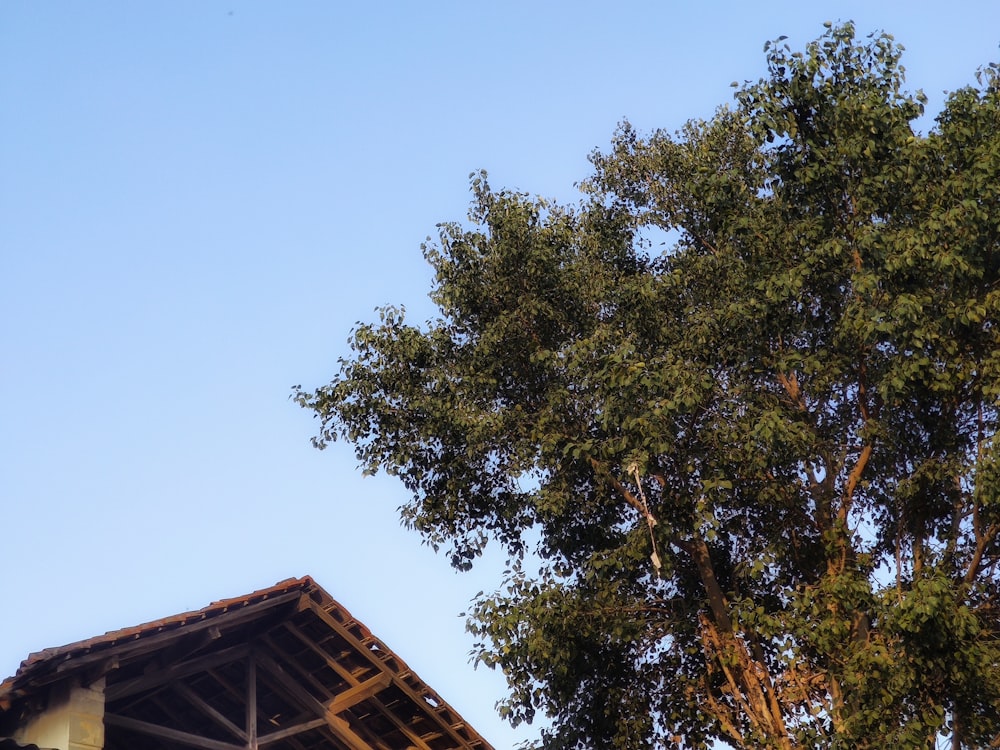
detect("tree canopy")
[295,24,1000,749]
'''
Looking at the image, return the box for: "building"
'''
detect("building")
[0,577,494,750]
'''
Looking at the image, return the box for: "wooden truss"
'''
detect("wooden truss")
[1,578,492,750]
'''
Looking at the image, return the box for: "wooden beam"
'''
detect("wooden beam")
[49,592,302,681]
[104,713,244,750]
[299,599,473,749]
[327,674,392,715]
[267,631,434,750]
[152,625,224,677]
[282,622,357,684]
[106,644,250,702]
[254,651,329,718]
[206,666,244,704]
[327,715,376,750]
[254,652,376,750]
[257,718,327,746]
[247,649,258,750]
[172,681,247,742]
[258,634,340,705]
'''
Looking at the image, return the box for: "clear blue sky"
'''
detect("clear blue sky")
[3,2,998,747]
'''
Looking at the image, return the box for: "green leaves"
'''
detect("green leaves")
[298,23,1000,750]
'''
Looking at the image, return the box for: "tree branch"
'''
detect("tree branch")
[776,369,807,412]
[964,521,1000,586]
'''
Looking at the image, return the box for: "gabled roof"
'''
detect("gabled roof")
[0,577,495,750]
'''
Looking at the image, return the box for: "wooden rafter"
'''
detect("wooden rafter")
[106,645,250,703]
[279,623,435,750]
[104,713,244,750]
[254,650,378,750]
[327,674,392,715]
[282,623,356,684]
[171,681,247,742]
[257,717,328,746]
[50,592,301,681]
[254,652,329,720]
[298,599,475,748]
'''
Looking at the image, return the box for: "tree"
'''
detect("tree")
[295,24,1000,749]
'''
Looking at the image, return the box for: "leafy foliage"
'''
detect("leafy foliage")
[296,24,1000,749]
